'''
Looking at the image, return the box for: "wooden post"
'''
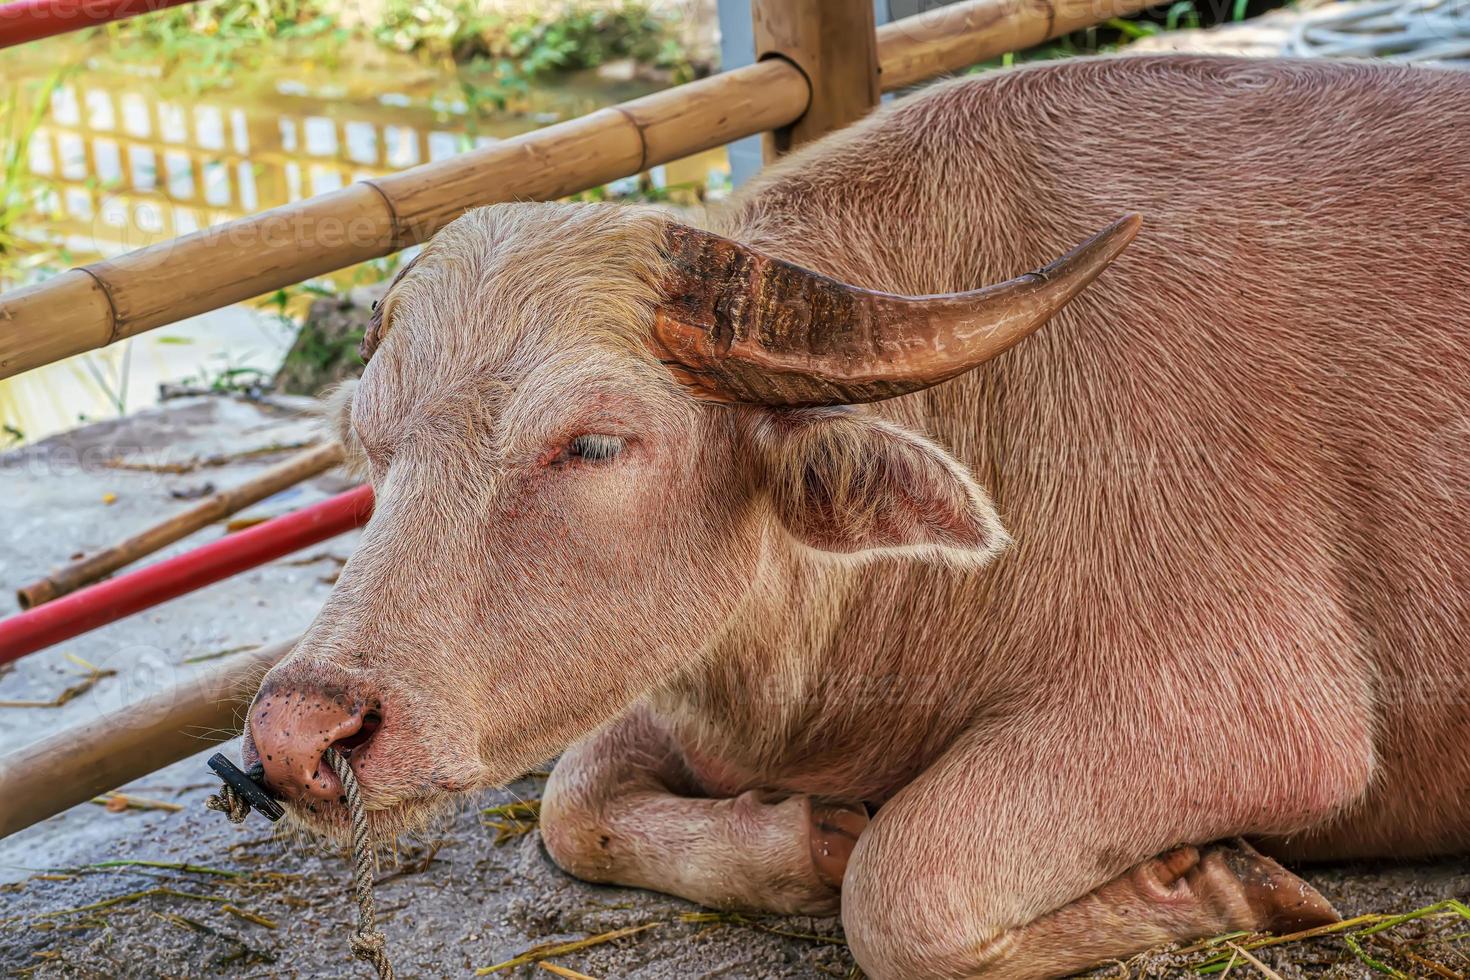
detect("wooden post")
[752,0,880,158]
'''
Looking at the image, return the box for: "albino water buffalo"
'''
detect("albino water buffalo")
[244,55,1470,977]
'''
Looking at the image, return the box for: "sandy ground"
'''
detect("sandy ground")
[0,396,354,759]
[0,767,856,978]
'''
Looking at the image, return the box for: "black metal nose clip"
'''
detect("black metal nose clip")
[207,753,285,822]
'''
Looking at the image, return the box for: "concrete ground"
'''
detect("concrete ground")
[1125,0,1469,62]
[1125,2,1327,58]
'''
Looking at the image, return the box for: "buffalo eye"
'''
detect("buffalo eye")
[560,434,624,464]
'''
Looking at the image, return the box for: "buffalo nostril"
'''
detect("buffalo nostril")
[333,708,382,756]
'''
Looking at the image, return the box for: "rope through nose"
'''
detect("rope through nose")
[204,748,394,977]
[205,784,251,823]
[326,747,396,980]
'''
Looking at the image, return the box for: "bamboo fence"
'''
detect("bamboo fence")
[0,0,1153,381]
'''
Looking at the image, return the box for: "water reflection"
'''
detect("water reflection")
[1,39,728,446]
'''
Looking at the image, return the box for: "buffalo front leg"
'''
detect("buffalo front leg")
[842,721,1355,979]
[977,839,1338,977]
[540,705,867,915]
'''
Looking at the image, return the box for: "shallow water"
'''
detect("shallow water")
[0,33,727,445]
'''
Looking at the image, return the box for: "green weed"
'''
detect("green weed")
[95,0,693,93]
[0,70,67,276]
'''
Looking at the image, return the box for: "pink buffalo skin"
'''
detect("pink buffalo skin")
[244,55,1470,977]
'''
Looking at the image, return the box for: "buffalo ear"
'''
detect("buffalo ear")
[320,380,369,479]
[747,409,1009,566]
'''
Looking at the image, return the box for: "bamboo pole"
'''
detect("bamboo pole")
[875,0,1153,91]
[0,0,1155,381]
[15,442,346,609]
[0,637,294,839]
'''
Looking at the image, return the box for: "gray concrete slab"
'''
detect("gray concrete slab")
[0,394,358,766]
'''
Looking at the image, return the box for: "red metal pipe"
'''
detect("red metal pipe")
[0,0,205,50]
[0,484,374,666]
